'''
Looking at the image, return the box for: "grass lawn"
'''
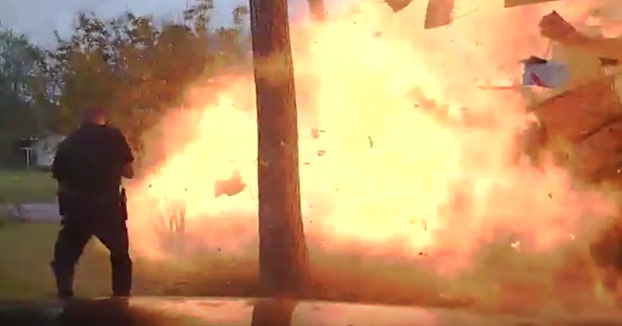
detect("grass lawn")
[0,220,479,309]
[0,221,258,299]
[0,169,57,204]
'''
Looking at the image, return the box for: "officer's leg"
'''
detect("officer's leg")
[95,220,132,296]
[51,219,92,298]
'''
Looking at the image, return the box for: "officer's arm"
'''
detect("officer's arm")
[51,142,69,182]
[115,129,135,179]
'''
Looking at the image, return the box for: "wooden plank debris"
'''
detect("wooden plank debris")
[505,0,560,8]
[424,0,454,29]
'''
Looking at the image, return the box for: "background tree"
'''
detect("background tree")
[34,0,250,156]
[0,27,42,167]
[249,0,310,296]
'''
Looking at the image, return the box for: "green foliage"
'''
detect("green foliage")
[0,0,251,165]
[0,27,43,167]
[0,169,57,204]
[32,0,251,155]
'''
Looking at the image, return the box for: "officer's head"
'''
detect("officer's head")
[82,108,107,126]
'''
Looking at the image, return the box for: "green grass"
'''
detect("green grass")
[0,169,57,204]
[0,222,60,297]
[0,222,258,299]
[0,220,494,308]
[0,221,455,304]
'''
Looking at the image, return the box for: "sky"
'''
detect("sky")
[0,0,310,47]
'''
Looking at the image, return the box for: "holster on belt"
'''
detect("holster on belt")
[57,186,127,220]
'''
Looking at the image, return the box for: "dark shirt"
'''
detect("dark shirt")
[52,123,134,196]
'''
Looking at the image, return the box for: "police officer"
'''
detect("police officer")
[50,108,135,298]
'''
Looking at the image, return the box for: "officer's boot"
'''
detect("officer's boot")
[50,261,75,299]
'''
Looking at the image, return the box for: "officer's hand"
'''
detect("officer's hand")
[539,11,579,43]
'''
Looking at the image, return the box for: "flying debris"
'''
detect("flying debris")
[600,58,619,66]
[521,56,569,89]
[421,0,562,29]
[424,0,454,29]
[535,78,622,142]
[214,171,247,197]
[385,0,413,13]
[505,0,560,8]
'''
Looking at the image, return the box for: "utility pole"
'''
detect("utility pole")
[248,0,310,296]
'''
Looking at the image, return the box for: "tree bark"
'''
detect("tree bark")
[249,0,310,296]
[308,0,325,21]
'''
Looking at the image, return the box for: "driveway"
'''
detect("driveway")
[1,202,60,222]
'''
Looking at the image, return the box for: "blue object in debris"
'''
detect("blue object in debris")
[522,56,569,89]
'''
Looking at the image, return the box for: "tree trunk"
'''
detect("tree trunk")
[308,0,325,21]
[249,0,310,296]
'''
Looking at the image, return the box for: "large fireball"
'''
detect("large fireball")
[126,0,617,276]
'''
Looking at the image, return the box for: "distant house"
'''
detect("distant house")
[33,134,65,169]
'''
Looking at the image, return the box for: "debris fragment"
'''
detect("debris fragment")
[523,56,548,65]
[504,0,560,8]
[214,171,246,197]
[317,150,326,156]
[522,57,569,89]
[385,0,413,13]
[368,136,374,149]
[424,0,454,29]
[312,128,320,139]
[600,58,619,66]
[535,77,622,142]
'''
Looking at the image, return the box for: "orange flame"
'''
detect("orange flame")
[126,0,618,273]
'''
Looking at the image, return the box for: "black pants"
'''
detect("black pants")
[51,215,132,297]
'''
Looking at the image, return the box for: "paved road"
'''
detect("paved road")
[1,203,60,222]
[3,296,622,326]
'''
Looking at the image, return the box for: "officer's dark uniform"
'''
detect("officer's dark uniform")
[50,122,134,298]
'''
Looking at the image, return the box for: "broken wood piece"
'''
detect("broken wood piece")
[534,77,622,142]
[504,0,560,8]
[600,58,619,66]
[385,0,413,12]
[572,119,622,181]
[522,56,548,65]
[424,0,454,29]
[214,171,247,197]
